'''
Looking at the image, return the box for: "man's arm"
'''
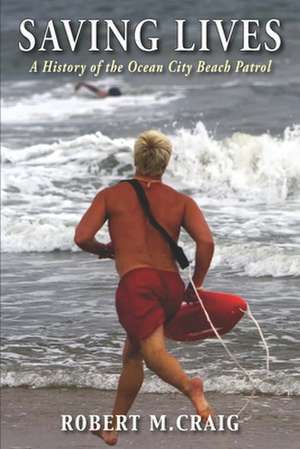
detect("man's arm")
[75,82,107,98]
[74,189,113,257]
[182,196,214,287]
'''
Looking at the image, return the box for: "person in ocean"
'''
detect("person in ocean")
[74,130,214,445]
[75,82,122,98]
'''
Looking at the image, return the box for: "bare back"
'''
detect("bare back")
[105,181,184,276]
[75,177,213,282]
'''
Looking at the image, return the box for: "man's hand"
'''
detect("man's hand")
[184,283,204,304]
[74,189,110,256]
[98,242,115,260]
[182,196,214,287]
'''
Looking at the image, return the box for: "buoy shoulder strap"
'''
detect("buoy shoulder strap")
[120,179,189,269]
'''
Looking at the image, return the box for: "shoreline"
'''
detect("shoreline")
[1,387,300,449]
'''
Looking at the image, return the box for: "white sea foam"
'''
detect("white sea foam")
[2,124,300,272]
[170,121,300,202]
[2,81,181,124]
[1,369,299,396]
[212,244,300,278]
[5,216,300,278]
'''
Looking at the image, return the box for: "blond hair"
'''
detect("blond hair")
[134,130,172,176]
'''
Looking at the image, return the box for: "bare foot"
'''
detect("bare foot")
[188,377,213,422]
[91,429,118,446]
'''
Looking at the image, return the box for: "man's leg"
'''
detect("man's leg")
[92,337,144,445]
[112,337,144,417]
[140,325,212,419]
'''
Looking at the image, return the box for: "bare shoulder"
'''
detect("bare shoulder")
[161,183,188,201]
[180,193,204,222]
[182,193,199,208]
[97,182,131,206]
[95,184,121,198]
[94,186,111,200]
[170,189,198,209]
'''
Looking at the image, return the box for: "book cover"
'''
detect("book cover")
[1,1,299,448]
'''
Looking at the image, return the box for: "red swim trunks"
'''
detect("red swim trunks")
[115,267,185,345]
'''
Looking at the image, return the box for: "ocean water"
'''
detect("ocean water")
[1,0,300,396]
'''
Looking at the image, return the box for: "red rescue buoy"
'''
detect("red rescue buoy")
[165,290,247,342]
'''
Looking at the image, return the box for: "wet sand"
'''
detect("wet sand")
[1,387,299,449]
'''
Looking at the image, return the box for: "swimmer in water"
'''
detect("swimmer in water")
[75,82,122,98]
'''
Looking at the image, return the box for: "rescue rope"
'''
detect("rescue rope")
[188,265,271,415]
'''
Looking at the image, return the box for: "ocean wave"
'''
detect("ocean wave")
[2,124,300,258]
[1,369,299,396]
[2,217,300,277]
[170,122,300,202]
[3,123,300,200]
[1,82,181,124]
[2,219,81,253]
[212,244,300,277]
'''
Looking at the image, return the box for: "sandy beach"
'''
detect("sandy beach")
[1,388,299,449]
